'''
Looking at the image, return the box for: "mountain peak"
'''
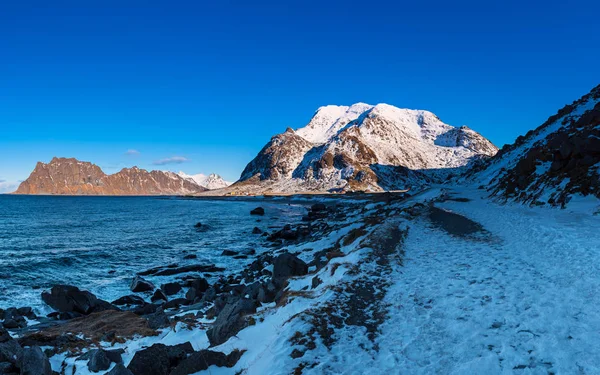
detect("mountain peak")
[15,158,206,195]
[177,171,232,190]
[238,102,497,193]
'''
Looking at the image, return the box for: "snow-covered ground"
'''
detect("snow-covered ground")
[373,188,600,374]
[41,186,600,374]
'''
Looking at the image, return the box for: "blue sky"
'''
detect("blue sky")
[1,0,599,192]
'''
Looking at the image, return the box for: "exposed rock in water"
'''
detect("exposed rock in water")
[138,264,224,277]
[112,295,146,306]
[160,282,182,296]
[130,276,155,293]
[151,289,168,303]
[250,207,265,215]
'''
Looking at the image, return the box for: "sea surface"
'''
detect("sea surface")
[0,195,307,313]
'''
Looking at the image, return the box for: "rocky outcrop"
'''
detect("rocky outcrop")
[474,83,600,207]
[41,285,115,316]
[235,103,497,193]
[14,157,207,195]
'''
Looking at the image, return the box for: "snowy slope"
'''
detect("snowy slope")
[470,83,600,207]
[238,103,497,193]
[178,171,232,190]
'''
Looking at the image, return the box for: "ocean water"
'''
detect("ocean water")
[0,195,307,313]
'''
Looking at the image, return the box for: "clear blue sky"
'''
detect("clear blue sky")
[1,0,598,192]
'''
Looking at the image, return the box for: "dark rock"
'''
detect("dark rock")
[206,298,257,346]
[160,283,182,296]
[87,349,111,372]
[132,303,158,316]
[221,250,238,256]
[311,203,327,212]
[163,298,188,310]
[170,349,243,375]
[16,307,35,320]
[105,349,125,364]
[0,328,22,366]
[139,264,224,277]
[146,308,170,330]
[112,295,146,306]
[183,254,197,260]
[41,285,114,315]
[250,207,265,216]
[311,276,322,289]
[127,344,170,375]
[184,278,209,291]
[130,276,155,293]
[164,342,194,366]
[19,346,51,375]
[194,222,203,228]
[272,253,308,287]
[1,319,25,330]
[105,364,133,375]
[127,343,193,375]
[252,227,262,234]
[151,290,168,304]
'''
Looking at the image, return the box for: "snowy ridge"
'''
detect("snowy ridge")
[177,171,232,190]
[470,83,600,207]
[238,102,497,193]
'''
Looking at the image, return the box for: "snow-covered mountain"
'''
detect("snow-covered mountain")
[237,103,497,192]
[177,172,232,190]
[472,83,600,207]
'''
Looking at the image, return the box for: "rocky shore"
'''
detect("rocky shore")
[1,196,400,374]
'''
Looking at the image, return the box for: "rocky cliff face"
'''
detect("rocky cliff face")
[14,157,207,195]
[473,84,600,207]
[237,103,497,192]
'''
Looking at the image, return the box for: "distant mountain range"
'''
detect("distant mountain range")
[177,172,232,190]
[12,85,600,204]
[12,158,221,195]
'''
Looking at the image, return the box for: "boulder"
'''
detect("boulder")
[151,290,168,303]
[146,309,170,330]
[130,276,155,293]
[127,343,193,375]
[160,283,182,296]
[41,285,114,315]
[252,227,263,234]
[170,350,243,375]
[112,295,146,306]
[19,346,52,375]
[272,253,308,287]
[0,327,22,366]
[182,254,197,260]
[206,298,257,346]
[106,364,134,375]
[87,349,111,372]
[250,207,265,216]
[163,298,188,310]
[127,344,170,375]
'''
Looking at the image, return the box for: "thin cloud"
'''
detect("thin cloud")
[0,181,18,194]
[125,149,140,156]
[152,156,189,165]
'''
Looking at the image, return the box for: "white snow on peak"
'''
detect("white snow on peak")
[296,103,374,144]
[177,171,232,190]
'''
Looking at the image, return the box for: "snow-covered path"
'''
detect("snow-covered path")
[376,188,600,374]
